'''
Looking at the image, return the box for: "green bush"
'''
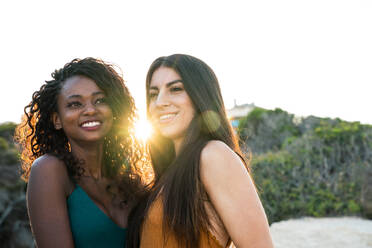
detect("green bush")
[238,108,299,154]
[0,122,20,165]
[0,122,17,143]
[0,148,19,165]
[239,110,372,223]
[0,137,8,150]
[252,150,369,223]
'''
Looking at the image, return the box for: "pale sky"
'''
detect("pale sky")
[1,0,371,125]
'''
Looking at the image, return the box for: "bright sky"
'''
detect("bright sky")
[1,0,371,125]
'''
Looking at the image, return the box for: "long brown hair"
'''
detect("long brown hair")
[127,54,248,247]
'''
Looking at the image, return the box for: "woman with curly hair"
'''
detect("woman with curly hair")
[15,58,145,248]
[127,54,273,248]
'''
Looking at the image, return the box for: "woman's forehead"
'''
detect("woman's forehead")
[149,67,182,88]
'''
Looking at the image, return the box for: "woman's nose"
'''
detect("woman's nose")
[155,91,170,107]
[83,103,97,115]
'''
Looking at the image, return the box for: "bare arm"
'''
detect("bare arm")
[27,155,75,248]
[200,141,274,248]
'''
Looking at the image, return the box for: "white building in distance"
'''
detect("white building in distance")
[227,101,256,128]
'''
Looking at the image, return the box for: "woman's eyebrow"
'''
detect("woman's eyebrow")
[166,80,183,88]
[149,79,183,91]
[67,94,82,99]
[67,91,104,99]
[92,91,105,96]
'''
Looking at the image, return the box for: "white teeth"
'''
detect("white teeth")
[82,121,101,127]
[159,114,176,120]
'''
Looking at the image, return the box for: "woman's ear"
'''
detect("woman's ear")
[52,112,62,130]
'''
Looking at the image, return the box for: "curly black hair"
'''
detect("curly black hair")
[15,57,148,200]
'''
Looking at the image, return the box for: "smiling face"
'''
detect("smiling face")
[53,76,113,146]
[148,67,196,149]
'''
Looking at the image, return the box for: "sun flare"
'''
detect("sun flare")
[134,117,153,142]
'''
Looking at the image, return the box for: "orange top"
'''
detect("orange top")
[140,197,231,248]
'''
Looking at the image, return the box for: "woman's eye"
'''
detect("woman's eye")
[149,92,158,100]
[67,101,82,108]
[95,97,106,105]
[170,86,183,92]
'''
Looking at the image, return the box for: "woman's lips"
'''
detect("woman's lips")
[80,120,102,130]
[158,113,177,124]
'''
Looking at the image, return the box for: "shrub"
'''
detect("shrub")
[239,109,372,223]
[0,122,20,165]
[252,150,369,223]
[0,137,8,150]
[0,148,20,165]
[0,122,17,143]
[238,108,299,154]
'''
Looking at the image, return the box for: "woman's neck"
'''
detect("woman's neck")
[70,141,104,180]
[172,137,184,156]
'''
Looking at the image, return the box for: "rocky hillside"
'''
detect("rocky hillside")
[238,108,372,223]
[0,122,33,248]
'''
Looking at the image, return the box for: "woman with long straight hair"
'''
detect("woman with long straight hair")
[127,54,273,247]
[15,58,145,248]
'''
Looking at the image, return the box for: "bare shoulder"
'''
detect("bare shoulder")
[27,154,76,247]
[200,140,248,187]
[32,154,64,167]
[29,154,72,196]
[200,141,273,247]
[31,154,68,180]
[200,140,244,173]
[201,140,231,156]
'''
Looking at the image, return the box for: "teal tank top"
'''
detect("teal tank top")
[67,185,127,248]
